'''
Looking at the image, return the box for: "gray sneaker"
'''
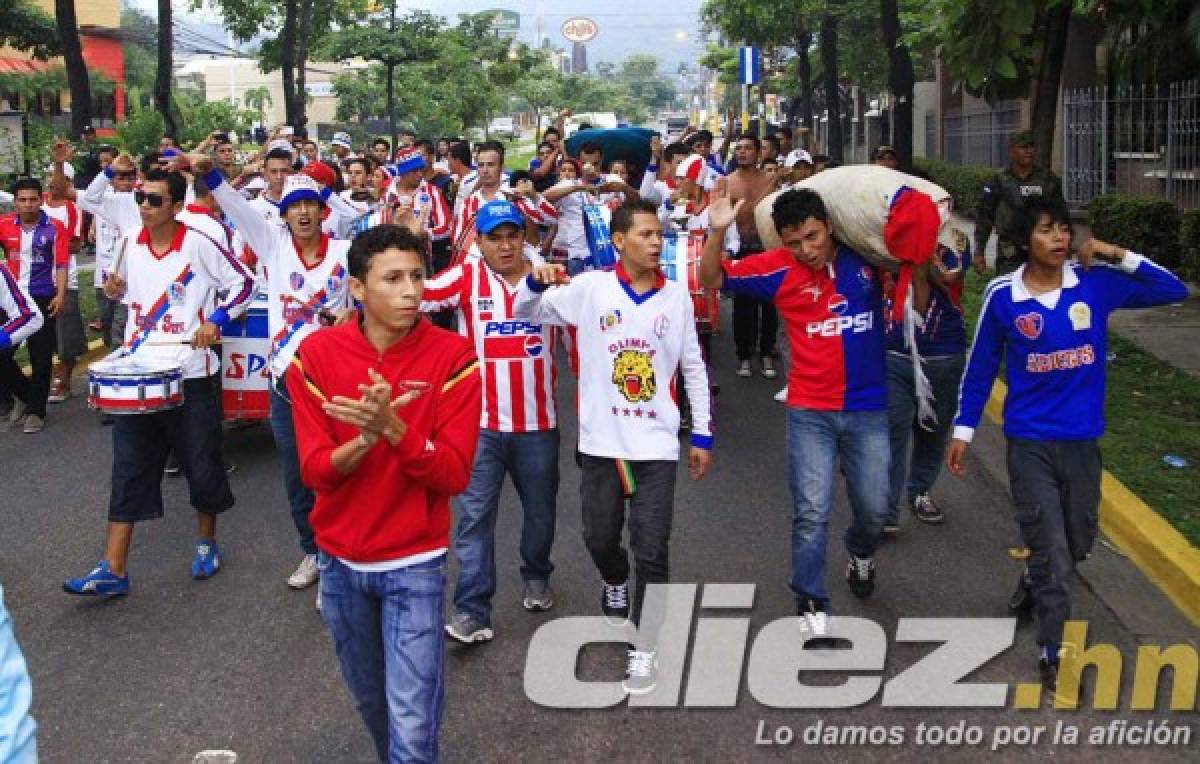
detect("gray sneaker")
[22,414,44,434]
[6,398,27,430]
[444,612,494,644]
[522,580,554,611]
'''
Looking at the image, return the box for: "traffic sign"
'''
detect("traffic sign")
[738,46,762,85]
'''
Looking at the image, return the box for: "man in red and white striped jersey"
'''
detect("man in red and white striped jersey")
[421,199,560,644]
[383,148,452,245]
[448,141,508,263]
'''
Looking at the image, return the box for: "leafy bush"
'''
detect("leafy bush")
[1087,193,1182,268]
[173,96,254,148]
[1180,208,1200,282]
[912,158,994,219]
[117,104,166,158]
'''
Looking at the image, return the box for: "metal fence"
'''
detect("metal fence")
[1064,80,1199,211]
[941,101,1022,167]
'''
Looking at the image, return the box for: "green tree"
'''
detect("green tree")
[322,6,443,146]
[701,0,816,134]
[911,0,1072,167]
[242,86,273,125]
[120,6,156,111]
[0,1,60,59]
[515,64,565,137]
[196,0,368,130]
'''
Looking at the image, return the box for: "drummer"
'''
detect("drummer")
[191,152,355,594]
[63,168,256,597]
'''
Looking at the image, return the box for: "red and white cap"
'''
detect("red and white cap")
[675,154,706,184]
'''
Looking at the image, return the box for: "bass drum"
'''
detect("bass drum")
[661,230,719,334]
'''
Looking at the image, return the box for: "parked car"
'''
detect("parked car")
[487,116,519,141]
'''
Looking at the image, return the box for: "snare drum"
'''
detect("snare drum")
[662,231,719,333]
[88,356,185,414]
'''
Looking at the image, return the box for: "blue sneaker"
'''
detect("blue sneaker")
[63,560,129,598]
[191,538,221,580]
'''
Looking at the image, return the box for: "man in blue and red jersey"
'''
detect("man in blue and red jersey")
[700,186,890,644]
[0,177,69,434]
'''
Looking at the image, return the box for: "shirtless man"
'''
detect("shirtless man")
[724,136,780,379]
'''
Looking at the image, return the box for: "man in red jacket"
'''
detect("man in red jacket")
[288,224,481,763]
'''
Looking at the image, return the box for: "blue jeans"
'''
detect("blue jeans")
[318,553,446,764]
[453,429,560,624]
[269,377,317,554]
[786,408,890,609]
[885,352,965,520]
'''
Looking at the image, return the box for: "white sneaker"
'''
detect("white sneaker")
[287,554,320,589]
[736,360,753,377]
[773,385,789,403]
[623,648,659,695]
[761,357,777,379]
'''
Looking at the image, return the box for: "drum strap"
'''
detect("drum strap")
[125,264,195,354]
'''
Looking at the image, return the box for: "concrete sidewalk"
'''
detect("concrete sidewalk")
[1107,286,1200,377]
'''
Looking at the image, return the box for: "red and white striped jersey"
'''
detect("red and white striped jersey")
[513,194,557,226]
[449,188,506,256]
[421,260,557,433]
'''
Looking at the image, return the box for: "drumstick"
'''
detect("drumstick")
[140,338,224,347]
[111,236,129,282]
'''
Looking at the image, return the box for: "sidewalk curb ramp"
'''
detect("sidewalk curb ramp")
[986,379,1200,626]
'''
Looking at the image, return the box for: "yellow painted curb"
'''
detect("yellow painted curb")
[19,338,107,377]
[984,379,1200,626]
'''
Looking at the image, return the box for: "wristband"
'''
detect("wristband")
[206,308,230,329]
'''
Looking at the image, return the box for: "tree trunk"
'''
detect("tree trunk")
[820,12,842,162]
[792,29,813,136]
[386,63,396,149]
[1030,1,1071,168]
[55,0,92,138]
[293,0,315,132]
[154,0,176,139]
[280,0,298,128]
[880,0,914,170]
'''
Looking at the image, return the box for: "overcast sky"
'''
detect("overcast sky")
[135,0,710,73]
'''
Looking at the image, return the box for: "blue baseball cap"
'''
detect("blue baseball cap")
[475,199,524,234]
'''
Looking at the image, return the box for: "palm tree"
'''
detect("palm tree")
[243,86,273,126]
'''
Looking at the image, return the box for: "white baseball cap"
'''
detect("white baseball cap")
[331,132,352,150]
[783,149,813,168]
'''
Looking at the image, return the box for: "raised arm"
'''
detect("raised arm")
[196,159,278,265]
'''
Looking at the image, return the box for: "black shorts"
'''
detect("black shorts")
[108,375,234,523]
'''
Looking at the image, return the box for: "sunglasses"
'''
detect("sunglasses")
[134,190,168,207]
[113,171,136,180]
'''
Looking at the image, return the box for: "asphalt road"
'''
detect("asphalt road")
[1,306,1196,763]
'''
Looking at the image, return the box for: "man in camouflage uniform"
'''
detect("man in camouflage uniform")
[973,130,1065,275]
